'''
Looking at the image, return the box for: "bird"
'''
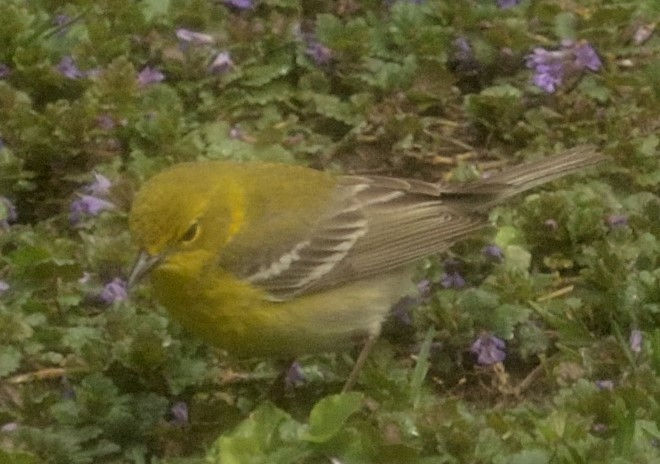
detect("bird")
[128,145,606,392]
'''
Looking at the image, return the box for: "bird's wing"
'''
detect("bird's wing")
[239,145,605,301]
[243,175,488,301]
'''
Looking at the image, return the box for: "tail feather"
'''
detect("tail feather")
[459,145,607,210]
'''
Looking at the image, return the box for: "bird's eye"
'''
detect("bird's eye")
[181,222,199,242]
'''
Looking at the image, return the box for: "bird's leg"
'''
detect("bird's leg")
[342,335,379,393]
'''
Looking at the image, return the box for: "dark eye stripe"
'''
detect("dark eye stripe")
[181,222,199,242]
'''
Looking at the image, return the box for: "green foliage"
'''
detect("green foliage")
[207,393,364,463]
[1,0,659,462]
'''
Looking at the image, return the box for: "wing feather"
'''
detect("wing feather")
[245,176,486,300]
[239,146,606,300]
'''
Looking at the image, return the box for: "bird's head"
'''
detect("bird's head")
[127,162,242,288]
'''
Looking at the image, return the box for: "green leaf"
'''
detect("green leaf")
[651,329,660,374]
[465,84,524,138]
[240,63,293,88]
[140,0,170,22]
[578,76,610,103]
[302,392,364,443]
[316,14,371,58]
[503,245,531,272]
[637,134,659,157]
[310,93,362,126]
[554,12,577,40]
[0,449,40,464]
[410,327,435,408]
[211,402,302,464]
[0,345,21,377]
[61,327,104,353]
[495,449,550,464]
[613,407,636,456]
[637,419,660,441]
[492,304,532,339]
[494,225,526,247]
[8,245,51,268]
[459,288,501,314]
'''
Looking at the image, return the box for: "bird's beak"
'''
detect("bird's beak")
[128,250,162,290]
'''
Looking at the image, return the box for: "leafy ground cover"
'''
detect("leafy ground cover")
[0,0,659,463]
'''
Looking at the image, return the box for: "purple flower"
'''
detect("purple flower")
[293,26,334,68]
[61,376,76,399]
[1,196,17,228]
[0,422,18,433]
[96,114,116,130]
[453,37,476,65]
[532,64,564,93]
[526,48,564,93]
[305,40,333,66]
[392,295,415,325]
[169,401,189,426]
[441,259,465,288]
[497,0,520,9]
[85,173,112,197]
[69,195,114,224]
[229,126,242,139]
[417,279,431,298]
[137,66,165,87]
[392,279,432,325]
[526,41,602,93]
[451,37,481,75]
[99,278,128,304]
[53,14,71,27]
[57,56,84,79]
[454,37,472,59]
[573,42,602,72]
[441,271,465,289]
[0,280,9,296]
[209,51,234,74]
[629,329,642,354]
[606,214,628,228]
[224,0,253,9]
[52,14,72,37]
[471,334,506,365]
[482,244,504,261]
[285,361,306,388]
[634,23,656,45]
[544,218,559,230]
[0,64,10,79]
[595,379,614,391]
[176,28,214,45]
[592,423,608,433]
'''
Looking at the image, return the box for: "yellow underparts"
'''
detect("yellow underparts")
[152,250,415,358]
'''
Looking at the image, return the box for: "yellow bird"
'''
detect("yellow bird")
[128,146,605,391]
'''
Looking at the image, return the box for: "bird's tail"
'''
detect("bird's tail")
[455,145,607,210]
